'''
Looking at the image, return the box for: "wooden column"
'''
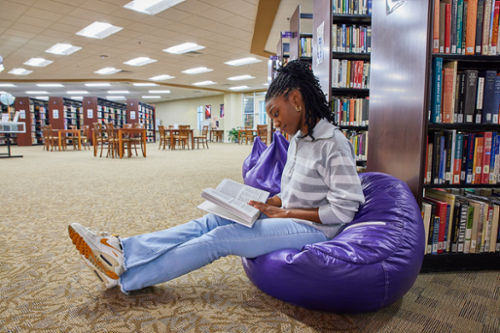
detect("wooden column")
[48,97,64,129]
[82,97,98,144]
[127,98,139,125]
[289,6,301,61]
[14,97,32,146]
[312,0,332,99]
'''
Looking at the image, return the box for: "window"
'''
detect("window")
[242,92,267,128]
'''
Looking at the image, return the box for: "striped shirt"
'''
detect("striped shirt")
[278,118,365,238]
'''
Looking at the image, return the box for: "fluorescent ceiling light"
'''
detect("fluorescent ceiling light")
[0,84,16,87]
[164,42,205,54]
[228,75,255,81]
[193,81,216,86]
[76,22,123,39]
[68,96,83,100]
[124,0,186,15]
[225,57,262,66]
[108,90,129,94]
[142,95,161,99]
[45,43,81,55]
[95,67,121,75]
[67,91,88,94]
[8,68,33,75]
[148,90,170,93]
[37,83,64,87]
[35,96,49,101]
[26,91,48,94]
[182,67,212,74]
[133,83,157,86]
[0,91,7,94]
[263,83,269,86]
[85,83,111,87]
[24,58,53,67]
[0,64,3,73]
[107,95,126,100]
[149,74,174,80]
[124,57,157,66]
[229,86,248,91]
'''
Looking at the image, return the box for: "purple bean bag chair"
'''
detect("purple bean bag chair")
[242,172,425,313]
[243,132,289,197]
[242,136,268,178]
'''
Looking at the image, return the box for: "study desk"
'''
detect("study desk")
[0,122,26,158]
[165,129,194,149]
[57,129,81,151]
[116,128,147,159]
[238,129,256,144]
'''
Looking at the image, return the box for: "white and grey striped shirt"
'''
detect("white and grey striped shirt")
[278,118,365,238]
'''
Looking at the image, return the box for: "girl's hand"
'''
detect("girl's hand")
[248,200,288,218]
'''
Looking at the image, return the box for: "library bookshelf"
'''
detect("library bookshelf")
[367,0,500,271]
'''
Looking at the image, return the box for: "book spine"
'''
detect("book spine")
[454,133,464,184]
[466,133,476,183]
[473,135,484,183]
[452,0,458,53]
[434,0,441,52]
[431,58,444,123]
[457,0,465,53]
[440,135,447,183]
[491,1,500,54]
[463,0,469,54]
[482,131,493,183]
[466,0,479,54]
[451,201,461,252]
[464,70,479,123]
[482,70,498,123]
[482,0,493,54]
[442,67,455,123]
[475,73,485,123]
[489,132,498,183]
[458,201,468,252]
[461,133,470,183]
[476,0,486,54]
[446,3,452,53]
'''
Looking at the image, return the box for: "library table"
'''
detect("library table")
[116,128,147,159]
[209,129,224,142]
[165,128,194,149]
[0,122,26,158]
[57,129,81,151]
[238,129,257,144]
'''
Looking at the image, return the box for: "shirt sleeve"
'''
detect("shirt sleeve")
[317,136,365,225]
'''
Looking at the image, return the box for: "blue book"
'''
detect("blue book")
[456,0,464,54]
[440,135,446,183]
[443,203,451,253]
[493,75,500,124]
[367,0,372,15]
[341,24,346,52]
[466,133,476,184]
[489,132,498,183]
[455,133,464,184]
[432,216,440,254]
[481,70,497,123]
[431,58,444,123]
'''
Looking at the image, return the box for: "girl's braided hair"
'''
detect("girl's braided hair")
[265,60,333,140]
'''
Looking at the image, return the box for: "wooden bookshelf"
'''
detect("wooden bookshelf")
[14,97,31,146]
[367,0,500,271]
[289,6,313,62]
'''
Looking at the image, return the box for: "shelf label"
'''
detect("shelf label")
[316,21,325,66]
[269,55,278,61]
[87,109,93,119]
[281,31,293,38]
[53,109,59,119]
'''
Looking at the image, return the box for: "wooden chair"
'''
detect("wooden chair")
[172,125,190,150]
[158,125,170,150]
[41,125,51,151]
[122,124,138,157]
[257,124,268,145]
[240,127,254,145]
[104,123,118,158]
[46,124,64,151]
[193,125,209,149]
[65,125,79,150]
[80,125,91,150]
[93,123,107,157]
[131,123,145,155]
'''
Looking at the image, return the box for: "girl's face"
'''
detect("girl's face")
[265,90,306,136]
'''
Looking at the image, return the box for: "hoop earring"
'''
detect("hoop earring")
[295,106,301,112]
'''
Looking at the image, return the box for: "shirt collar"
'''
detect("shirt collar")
[296,118,335,142]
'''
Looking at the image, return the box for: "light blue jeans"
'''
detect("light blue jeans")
[119,213,329,292]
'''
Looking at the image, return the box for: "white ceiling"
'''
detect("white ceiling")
[0,0,313,104]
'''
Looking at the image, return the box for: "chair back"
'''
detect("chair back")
[178,127,190,137]
[93,123,104,139]
[123,124,133,129]
[82,125,90,136]
[257,125,267,137]
[105,123,115,139]
[134,123,144,129]
[201,125,208,136]
[179,125,190,130]
[168,125,174,129]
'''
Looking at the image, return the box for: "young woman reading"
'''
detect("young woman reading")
[68,60,365,293]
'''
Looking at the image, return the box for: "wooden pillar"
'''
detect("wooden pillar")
[82,97,98,144]
[127,98,139,125]
[14,97,32,146]
[48,97,64,129]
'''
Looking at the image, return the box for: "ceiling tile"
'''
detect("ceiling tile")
[79,0,121,14]
[67,8,107,22]
[32,0,76,15]
[24,7,64,21]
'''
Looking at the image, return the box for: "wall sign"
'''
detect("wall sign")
[87,109,93,119]
[130,111,136,120]
[53,109,59,119]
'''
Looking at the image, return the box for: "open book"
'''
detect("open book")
[197,179,270,228]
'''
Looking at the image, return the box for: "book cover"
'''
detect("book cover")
[475,72,485,123]
[434,0,441,52]
[482,0,493,55]
[491,1,500,54]
[473,134,484,183]
[441,2,447,53]
[452,0,458,53]
[454,132,464,184]
[457,198,469,252]
[476,0,486,54]
[422,201,433,254]
[465,0,478,54]
[431,58,444,123]
[457,0,465,53]
[464,69,479,123]
[424,196,450,253]
[481,70,498,123]
[450,200,462,252]
[490,203,499,251]
[466,132,476,183]
[464,200,475,253]
[482,131,493,183]
[489,132,498,183]
[427,189,457,252]
[463,0,469,54]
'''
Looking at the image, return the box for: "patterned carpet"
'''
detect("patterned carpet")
[0,143,499,333]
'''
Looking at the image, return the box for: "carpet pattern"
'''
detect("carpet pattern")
[0,143,499,332]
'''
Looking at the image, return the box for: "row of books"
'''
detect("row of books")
[300,37,312,58]
[332,0,372,15]
[430,58,500,124]
[425,130,500,185]
[332,96,370,126]
[331,59,370,89]
[332,24,371,54]
[432,0,500,55]
[343,130,368,161]
[422,188,500,254]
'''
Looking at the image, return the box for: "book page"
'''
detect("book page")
[201,188,259,218]
[215,179,269,203]
[197,201,255,228]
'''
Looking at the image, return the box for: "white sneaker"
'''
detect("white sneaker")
[68,223,125,289]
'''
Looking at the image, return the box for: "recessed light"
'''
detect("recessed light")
[225,57,262,66]
[67,91,88,94]
[123,57,157,66]
[149,74,175,81]
[85,83,111,87]
[229,86,248,91]
[37,83,64,87]
[26,91,48,94]
[45,43,82,55]
[76,22,123,39]
[228,75,255,81]
[68,96,84,100]
[35,96,49,101]
[142,95,161,99]
[182,67,212,74]
[148,90,170,93]
[164,42,205,54]
[193,81,217,86]
[107,95,126,100]
[95,67,121,75]
[124,0,186,15]
[0,84,16,87]
[263,83,269,86]
[8,68,33,75]
[108,90,129,94]
[133,83,158,86]
[24,58,53,67]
